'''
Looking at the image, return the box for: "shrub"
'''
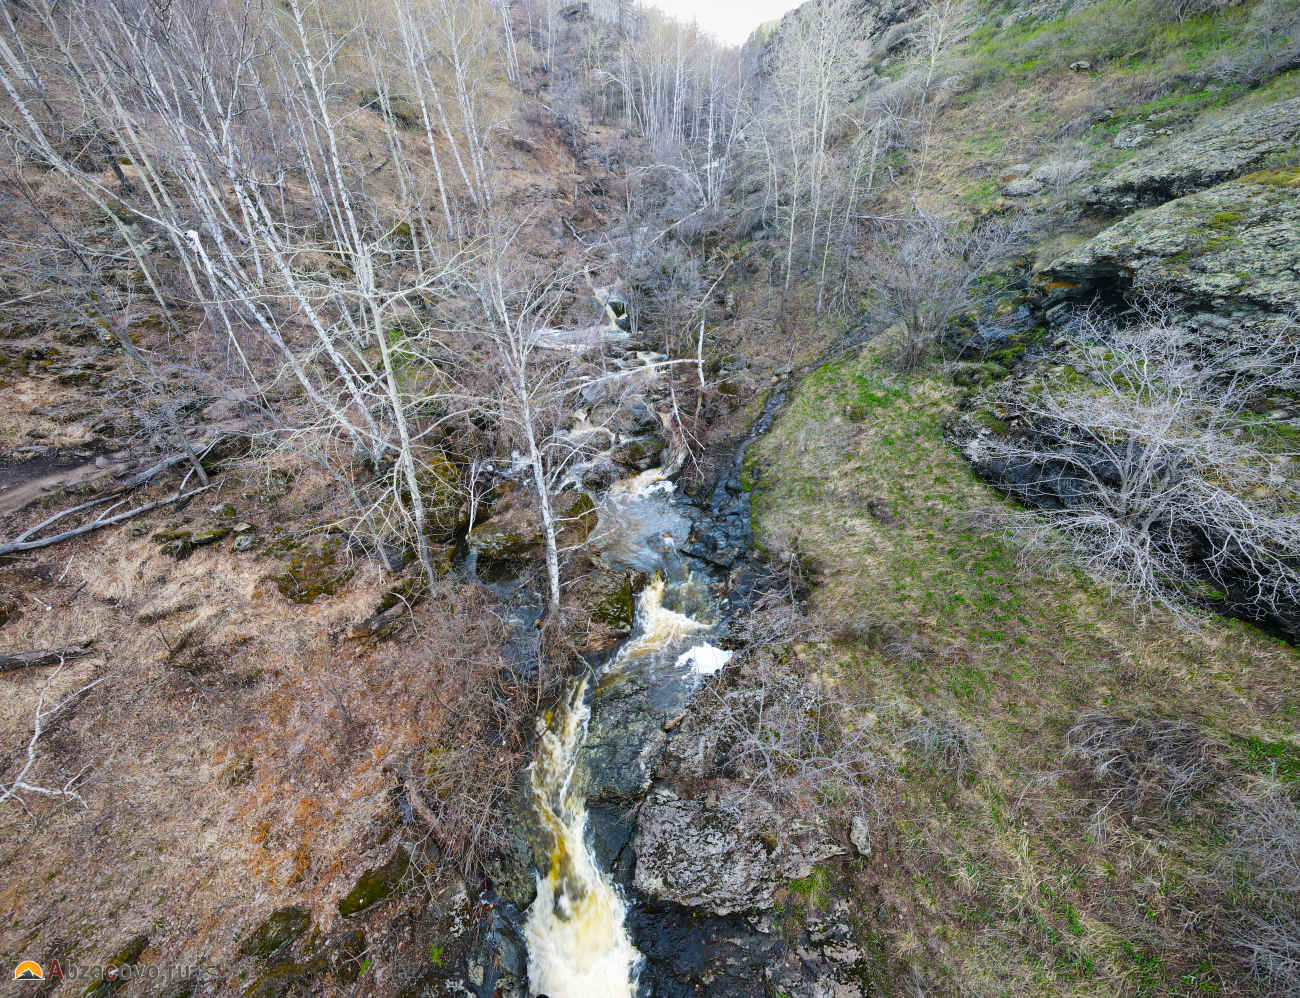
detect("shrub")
[1222,787,1300,996]
[1065,711,1222,818]
[967,310,1300,626]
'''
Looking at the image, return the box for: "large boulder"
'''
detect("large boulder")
[632,788,843,915]
[1088,97,1300,212]
[1039,169,1300,332]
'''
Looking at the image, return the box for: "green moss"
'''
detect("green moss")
[1247,165,1300,189]
[239,907,311,960]
[242,962,308,998]
[1206,209,1243,229]
[338,847,410,917]
[265,533,355,605]
[591,574,634,629]
[82,935,148,997]
[375,574,432,614]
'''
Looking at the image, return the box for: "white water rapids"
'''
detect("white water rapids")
[521,471,733,997]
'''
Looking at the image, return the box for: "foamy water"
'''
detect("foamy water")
[523,679,641,998]
[677,643,734,675]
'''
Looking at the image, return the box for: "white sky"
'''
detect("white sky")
[642,0,804,46]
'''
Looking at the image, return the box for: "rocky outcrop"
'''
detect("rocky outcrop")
[1088,97,1300,212]
[1039,169,1300,330]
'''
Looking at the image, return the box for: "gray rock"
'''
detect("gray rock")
[1113,123,1150,149]
[1090,96,1300,211]
[632,788,844,914]
[849,814,873,858]
[1003,176,1043,197]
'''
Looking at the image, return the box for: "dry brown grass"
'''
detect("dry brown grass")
[0,452,516,982]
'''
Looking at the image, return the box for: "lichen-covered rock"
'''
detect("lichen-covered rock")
[632,789,844,915]
[1039,170,1300,330]
[1003,176,1042,197]
[1089,97,1300,211]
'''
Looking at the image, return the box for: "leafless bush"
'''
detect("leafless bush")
[1207,0,1300,83]
[968,310,1300,624]
[867,208,1029,371]
[738,556,824,648]
[1222,787,1300,997]
[901,713,982,778]
[1065,711,1222,819]
[1151,0,1236,21]
[702,662,889,825]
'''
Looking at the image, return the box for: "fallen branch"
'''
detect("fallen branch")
[0,642,94,672]
[0,485,213,556]
[1,666,106,810]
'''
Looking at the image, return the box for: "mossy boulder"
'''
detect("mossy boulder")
[467,494,543,577]
[242,961,312,998]
[613,433,667,472]
[239,906,311,960]
[338,846,409,917]
[318,926,368,983]
[263,533,355,605]
[190,524,232,547]
[558,491,598,545]
[567,569,637,653]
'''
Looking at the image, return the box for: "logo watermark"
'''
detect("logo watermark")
[13,958,209,986]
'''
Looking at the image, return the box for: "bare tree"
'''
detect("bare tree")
[867,208,1026,370]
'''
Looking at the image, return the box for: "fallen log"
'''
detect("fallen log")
[0,642,94,672]
[0,484,213,557]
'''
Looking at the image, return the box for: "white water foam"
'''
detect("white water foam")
[523,682,641,998]
[676,643,734,676]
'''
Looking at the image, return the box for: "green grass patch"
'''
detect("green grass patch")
[1231,733,1300,780]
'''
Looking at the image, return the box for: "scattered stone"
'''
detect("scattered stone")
[1069,59,1091,71]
